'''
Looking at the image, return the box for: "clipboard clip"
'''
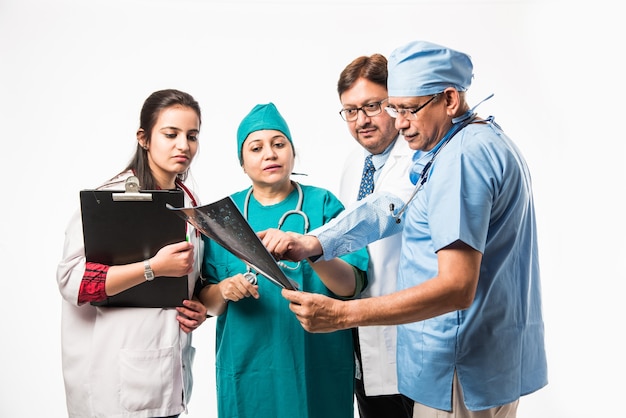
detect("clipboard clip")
[112,176,152,201]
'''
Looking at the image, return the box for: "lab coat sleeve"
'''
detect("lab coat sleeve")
[57,208,88,307]
[312,192,405,260]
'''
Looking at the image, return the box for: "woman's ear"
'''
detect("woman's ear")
[137,129,148,149]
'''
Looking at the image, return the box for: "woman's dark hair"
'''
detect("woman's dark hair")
[124,89,202,189]
[337,53,388,97]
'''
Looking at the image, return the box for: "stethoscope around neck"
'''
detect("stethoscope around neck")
[242,181,310,283]
[390,94,494,223]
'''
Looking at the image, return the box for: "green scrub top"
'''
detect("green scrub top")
[203,184,369,418]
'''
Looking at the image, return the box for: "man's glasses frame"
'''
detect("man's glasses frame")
[339,98,388,122]
[384,93,441,120]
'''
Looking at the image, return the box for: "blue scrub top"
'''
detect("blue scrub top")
[396,119,547,411]
[313,118,548,412]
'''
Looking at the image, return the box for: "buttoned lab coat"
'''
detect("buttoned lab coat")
[56,171,203,418]
[339,136,415,397]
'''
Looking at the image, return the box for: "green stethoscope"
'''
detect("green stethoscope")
[242,181,310,284]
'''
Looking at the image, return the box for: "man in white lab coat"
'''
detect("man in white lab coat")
[336,54,416,418]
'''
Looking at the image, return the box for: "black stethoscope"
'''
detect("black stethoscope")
[390,112,476,223]
[242,181,310,284]
[390,94,494,224]
[389,93,493,224]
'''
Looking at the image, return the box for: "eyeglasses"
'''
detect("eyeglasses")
[384,94,440,120]
[339,98,388,122]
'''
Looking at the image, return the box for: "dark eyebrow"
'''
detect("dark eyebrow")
[159,127,199,134]
[343,98,385,108]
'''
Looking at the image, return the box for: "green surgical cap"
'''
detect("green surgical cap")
[236,102,293,164]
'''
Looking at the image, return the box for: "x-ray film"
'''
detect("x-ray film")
[167,197,298,290]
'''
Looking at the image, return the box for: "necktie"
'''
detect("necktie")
[357,155,375,200]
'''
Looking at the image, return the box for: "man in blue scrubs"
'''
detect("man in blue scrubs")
[261,40,548,417]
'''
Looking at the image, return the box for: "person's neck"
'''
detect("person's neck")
[251,180,294,205]
[153,172,177,190]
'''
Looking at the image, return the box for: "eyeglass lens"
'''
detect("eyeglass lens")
[340,99,387,122]
[385,94,438,119]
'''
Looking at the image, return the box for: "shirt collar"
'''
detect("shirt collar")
[363,136,398,171]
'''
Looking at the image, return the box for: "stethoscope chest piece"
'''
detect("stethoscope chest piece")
[243,271,258,285]
[242,181,309,284]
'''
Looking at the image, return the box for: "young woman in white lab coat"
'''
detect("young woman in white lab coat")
[56,89,207,418]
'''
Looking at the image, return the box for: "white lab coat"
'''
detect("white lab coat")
[339,136,415,397]
[56,171,203,418]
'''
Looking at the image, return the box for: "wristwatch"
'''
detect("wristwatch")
[144,259,155,281]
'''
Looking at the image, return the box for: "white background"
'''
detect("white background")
[1,0,623,417]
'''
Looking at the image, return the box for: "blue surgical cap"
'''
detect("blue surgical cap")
[388,40,474,97]
[237,102,293,164]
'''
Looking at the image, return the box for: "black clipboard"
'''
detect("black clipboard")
[167,197,298,290]
[80,176,189,307]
